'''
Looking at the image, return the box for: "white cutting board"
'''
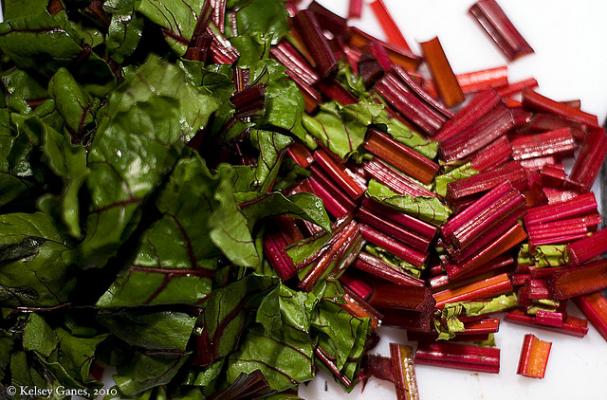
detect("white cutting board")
[300,1,607,399]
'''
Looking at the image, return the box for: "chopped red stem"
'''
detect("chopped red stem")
[569,126,607,191]
[340,273,374,300]
[317,80,358,105]
[286,143,313,168]
[517,334,551,379]
[368,283,435,312]
[313,150,366,199]
[468,0,534,61]
[361,198,437,239]
[348,0,363,19]
[524,192,597,227]
[415,342,500,373]
[271,41,319,86]
[375,77,446,135]
[393,66,454,119]
[294,10,338,78]
[390,343,420,400]
[307,1,349,37]
[496,77,538,97]
[435,90,501,143]
[512,128,575,161]
[307,176,351,218]
[364,130,439,184]
[522,89,599,127]
[357,207,431,251]
[468,136,512,171]
[433,273,513,308]
[457,65,509,93]
[574,292,607,342]
[360,224,427,267]
[354,252,426,288]
[369,0,412,52]
[567,228,607,265]
[505,309,589,337]
[446,161,527,202]
[420,37,465,107]
[548,259,607,300]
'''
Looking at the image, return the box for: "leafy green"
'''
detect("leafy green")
[434,293,518,340]
[532,244,569,267]
[0,11,113,80]
[232,0,289,44]
[104,0,145,64]
[24,118,89,237]
[114,351,190,397]
[78,56,218,269]
[434,162,479,197]
[98,311,197,351]
[135,0,205,55]
[366,179,451,225]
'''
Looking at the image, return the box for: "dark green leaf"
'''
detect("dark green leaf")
[99,311,196,351]
[250,129,292,192]
[366,179,451,225]
[135,0,204,55]
[198,274,276,365]
[242,192,331,233]
[0,11,113,80]
[226,328,315,391]
[233,0,289,44]
[104,0,145,64]
[114,352,190,397]
[434,162,478,197]
[24,117,89,237]
[78,56,218,269]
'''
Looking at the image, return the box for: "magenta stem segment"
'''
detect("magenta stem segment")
[415,342,500,373]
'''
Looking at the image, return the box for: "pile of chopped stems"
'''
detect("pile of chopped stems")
[0,0,605,398]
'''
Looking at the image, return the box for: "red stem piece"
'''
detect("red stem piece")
[369,0,412,52]
[505,309,588,337]
[569,126,607,191]
[548,259,607,300]
[522,90,599,127]
[390,343,420,400]
[517,334,552,379]
[415,342,500,373]
[360,224,427,267]
[446,161,527,202]
[567,228,607,265]
[363,159,436,198]
[361,198,437,239]
[433,273,513,308]
[368,283,435,312]
[420,37,465,107]
[349,27,422,71]
[524,192,597,227]
[354,252,426,288]
[294,10,338,78]
[357,207,431,252]
[348,0,363,19]
[435,90,501,143]
[496,77,538,97]
[512,128,576,161]
[468,0,534,61]
[574,292,607,342]
[313,150,366,199]
[364,130,439,185]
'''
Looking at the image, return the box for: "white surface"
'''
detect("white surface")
[300,1,607,399]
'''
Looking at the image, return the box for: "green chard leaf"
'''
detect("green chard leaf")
[434,293,518,340]
[197,274,276,366]
[98,311,196,352]
[0,109,34,207]
[135,0,204,56]
[79,56,218,269]
[1,68,48,114]
[23,314,108,388]
[241,192,331,233]
[24,118,89,238]
[114,351,190,397]
[434,162,479,197]
[312,300,371,385]
[366,179,451,225]
[250,129,293,192]
[365,243,423,277]
[0,212,75,307]
[104,0,145,64]
[335,61,366,98]
[47,68,96,140]
[532,244,570,267]
[231,0,289,44]
[0,10,113,80]
[226,328,315,392]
